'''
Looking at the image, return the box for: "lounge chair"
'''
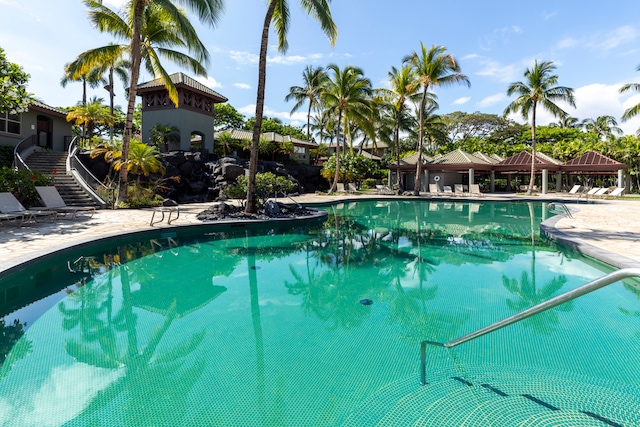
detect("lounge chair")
[0,192,56,225]
[593,188,609,197]
[0,212,24,226]
[585,187,601,197]
[469,184,484,197]
[566,185,583,196]
[346,183,358,193]
[442,185,455,197]
[375,185,394,195]
[429,183,442,195]
[36,186,96,219]
[605,187,625,199]
[454,184,468,196]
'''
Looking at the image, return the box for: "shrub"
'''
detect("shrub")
[0,145,13,168]
[361,178,377,190]
[0,167,52,207]
[225,172,296,207]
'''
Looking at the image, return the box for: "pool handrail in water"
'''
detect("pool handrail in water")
[420,267,640,385]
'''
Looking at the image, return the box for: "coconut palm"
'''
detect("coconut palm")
[66,45,130,141]
[403,44,470,195]
[379,65,419,191]
[321,64,373,193]
[66,97,114,139]
[80,0,223,204]
[149,123,180,151]
[549,115,580,128]
[620,65,640,134]
[581,115,623,140]
[113,141,165,198]
[246,0,337,213]
[61,63,105,138]
[285,65,327,142]
[504,60,575,194]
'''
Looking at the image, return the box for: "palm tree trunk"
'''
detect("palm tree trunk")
[246,0,277,213]
[528,102,537,194]
[306,102,312,142]
[109,68,115,142]
[414,90,427,196]
[118,0,144,204]
[330,110,343,193]
[394,116,402,192]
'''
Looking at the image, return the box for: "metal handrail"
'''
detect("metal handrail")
[13,134,37,170]
[67,138,112,207]
[420,267,640,385]
[547,201,573,218]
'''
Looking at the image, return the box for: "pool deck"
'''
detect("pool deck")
[1,192,639,275]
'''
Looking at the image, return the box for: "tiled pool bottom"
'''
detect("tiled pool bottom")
[1,200,639,426]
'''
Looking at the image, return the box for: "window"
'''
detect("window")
[0,112,21,135]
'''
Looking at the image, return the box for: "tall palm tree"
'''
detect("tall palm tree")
[322,64,373,193]
[61,63,105,138]
[620,64,640,134]
[246,0,337,214]
[380,65,419,191]
[581,115,623,140]
[285,65,327,142]
[66,44,130,141]
[403,44,470,195]
[504,60,575,194]
[81,0,223,204]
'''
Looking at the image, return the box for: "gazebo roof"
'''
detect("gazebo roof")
[214,129,318,148]
[426,149,494,171]
[399,152,433,166]
[137,72,228,103]
[472,152,503,164]
[561,151,627,171]
[494,151,562,172]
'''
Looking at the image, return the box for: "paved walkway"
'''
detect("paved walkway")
[1,192,639,275]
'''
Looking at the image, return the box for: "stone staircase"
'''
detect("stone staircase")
[25,151,99,207]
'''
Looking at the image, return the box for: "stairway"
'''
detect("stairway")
[25,151,99,207]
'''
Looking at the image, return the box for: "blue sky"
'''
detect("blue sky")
[2,0,640,134]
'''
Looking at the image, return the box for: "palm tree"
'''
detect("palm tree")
[150,123,180,152]
[61,62,105,138]
[504,60,575,194]
[81,0,223,204]
[113,141,165,198]
[66,44,130,141]
[380,65,419,191]
[285,65,327,142]
[66,97,114,139]
[549,115,579,128]
[322,64,373,193]
[404,44,470,195]
[246,0,337,214]
[581,115,623,140]
[620,65,640,134]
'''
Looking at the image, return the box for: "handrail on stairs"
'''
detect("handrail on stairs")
[67,138,112,207]
[547,201,573,218]
[13,134,37,170]
[420,267,640,385]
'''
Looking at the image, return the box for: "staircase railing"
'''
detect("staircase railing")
[13,134,37,170]
[420,267,640,385]
[67,138,112,208]
[547,201,573,218]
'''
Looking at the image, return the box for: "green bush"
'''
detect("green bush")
[0,167,53,207]
[116,183,164,208]
[361,178,377,190]
[0,145,13,168]
[225,172,296,207]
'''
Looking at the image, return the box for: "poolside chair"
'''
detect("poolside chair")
[585,187,601,198]
[566,185,583,196]
[593,187,609,197]
[454,184,468,196]
[0,192,56,225]
[442,185,455,197]
[375,185,395,195]
[469,184,484,197]
[36,186,96,219]
[429,183,442,195]
[346,183,358,193]
[605,187,625,199]
[0,212,24,226]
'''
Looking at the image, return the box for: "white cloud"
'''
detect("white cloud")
[478,93,507,108]
[228,50,324,66]
[233,83,251,90]
[475,60,520,83]
[229,50,259,65]
[238,104,308,125]
[453,97,471,106]
[194,75,222,89]
[462,53,480,60]
[103,0,127,9]
[591,25,639,51]
[556,37,581,49]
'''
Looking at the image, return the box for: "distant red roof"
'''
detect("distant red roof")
[562,151,627,171]
[493,151,561,172]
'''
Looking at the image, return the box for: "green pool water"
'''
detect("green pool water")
[0,200,638,426]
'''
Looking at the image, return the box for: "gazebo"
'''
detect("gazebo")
[493,151,563,193]
[561,151,628,189]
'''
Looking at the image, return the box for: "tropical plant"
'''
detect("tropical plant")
[504,60,575,194]
[379,65,419,191]
[285,65,327,142]
[80,0,223,204]
[112,141,165,199]
[620,64,640,134]
[0,167,52,207]
[66,97,114,139]
[246,0,337,213]
[227,172,296,207]
[549,115,580,129]
[321,64,373,193]
[403,43,470,195]
[215,130,237,156]
[580,115,623,140]
[0,46,33,113]
[213,103,245,131]
[149,123,180,151]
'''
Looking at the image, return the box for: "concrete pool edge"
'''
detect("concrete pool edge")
[0,209,328,279]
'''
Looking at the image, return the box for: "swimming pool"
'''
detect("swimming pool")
[0,200,638,426]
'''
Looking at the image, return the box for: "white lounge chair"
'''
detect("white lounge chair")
[606,187,625,199]
[442,185,455,197]
[593,188,609,197]
[566,185,583,196]
[585,187,601,197]
[429,183,442,195]
[470,184,484,197]
[454,184,467,196]
[36,186,96,219]
[0,192,56,225]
